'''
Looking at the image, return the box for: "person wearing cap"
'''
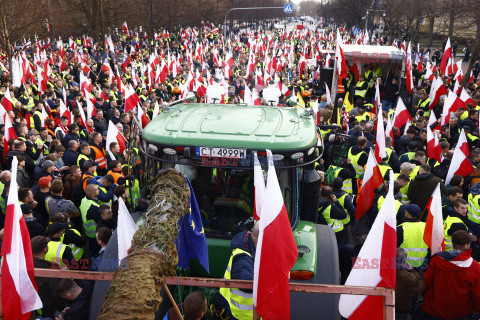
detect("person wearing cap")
[419,230,480,319]
[80,160,98,189]
[45,222,75,268]
[50,212,86,262]
[22,203,45,239]
[395,248,425,320]
[80,184,101,255]
[444,199,473,251]
[31,236,61,318]
[396,204,428,268]
[347,136,369,179]
[35,159,56,182]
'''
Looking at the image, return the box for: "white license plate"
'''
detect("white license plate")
[196,147,247,159]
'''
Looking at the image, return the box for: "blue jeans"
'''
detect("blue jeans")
[382,99,394,111]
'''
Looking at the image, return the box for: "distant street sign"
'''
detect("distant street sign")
[284,3,293,13]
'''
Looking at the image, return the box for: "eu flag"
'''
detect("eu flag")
[175,177,209,273]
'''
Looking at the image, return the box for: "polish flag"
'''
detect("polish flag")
[426,125,441,163]
[59,100,72,126]
[1,87,14,111]
[440,38,452,75]
[243,85,253,105]
[106,120,127,159]
[100,60,113,84]
[253,150,298,320]
[335,30,348,78]
[427,112,440,131]
[117,198,138,264]
[86,97,96,120]
[355,150,384,219]
[325,83,333,106]
[253,151,266,221]
[424,184,445,255]
[3,114,17,160]
[325,53,332,67]
[339,172,396,319]
[121,21,130,37]
[78,103,93,134]
[445,129,474,184]
[406,43,414,93]
[460,88,476,107]
[1,156,43,320]
[151,102,160,121]
[374,110,386,163]
[373,78,381,114]
[392,97,411,130]
[385,119,394,146]
[252,88,262,106]
[428,77,448,109]
[124,84,141,112]
[137,105,150,128]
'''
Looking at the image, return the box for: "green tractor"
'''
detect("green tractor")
[137,101,340,319]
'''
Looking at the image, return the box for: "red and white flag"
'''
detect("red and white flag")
[426,126,441,163]
[117,198,138,264]
[254,150,298,320]
[374,110,386,163]
[392,97,411,130]
[137,105,150,128]
[424,184,445,255]
[406,43,414,93]
[355,150,384,219]
[3,114,17,160]
[59,100,72,126]
[1,157,43,319]
[373,78,381,114]
[1,87,14,111]
[253,151,265,221]
[124,84,141,112]
[440,38,452,75]
[428,76,448,109]
[339,172,396,319]
[460,88,476,107]
[121,21,130,37]
[106,120,127,159]
[445,129,474,184]
[335,30,348,79]
[385,119,394,146]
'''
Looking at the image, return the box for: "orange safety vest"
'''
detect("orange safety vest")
[337,76,345,94]
[90,145,107,169]
[107,170,124,184]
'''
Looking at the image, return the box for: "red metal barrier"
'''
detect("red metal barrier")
[33,268,395,319]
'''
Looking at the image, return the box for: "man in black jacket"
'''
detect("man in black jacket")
[62,124,81,149]
[32,236,61,318]
[55,278,93,320]
[5,140,35,178]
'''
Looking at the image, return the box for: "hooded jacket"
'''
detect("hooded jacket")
[422,249,480,319]
[408,173,446,211]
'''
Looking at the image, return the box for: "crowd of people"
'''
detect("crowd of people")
[1,15,480,320]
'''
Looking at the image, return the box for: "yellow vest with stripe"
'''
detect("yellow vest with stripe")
[77,153,90,167]
[319,204,344,233]
[329,165,353,194]
[399,182,410,204]
[80,197,99,238]
[60,229,84,260]
[378,164,392,180]
[336,194,351,225]
[45,241,67,267]
[377,195,402,213]
[399,222,428,267]
[348,148,366,178]
[219,248,254,320]
[467,193,480,225]
[98,185,112,206]
[355,81,367,98]
[418,98,431,117]
[444,216,467,250]
[355,113,370,123]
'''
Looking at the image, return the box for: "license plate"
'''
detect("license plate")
[196,147,247,159]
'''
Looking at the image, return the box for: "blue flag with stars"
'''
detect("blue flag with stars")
[175,177,209,273]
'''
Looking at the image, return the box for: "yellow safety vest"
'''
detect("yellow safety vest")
[348,148,366,178]
[80,197,99,238]
[467,193,480,225]
[418,98,431,116]
[399,222,428,267]
[355,81,367,98]
[444,216,467,251]
[45,241,67,267]
[336,194,351,225]
[77,153,90,167]
[329,165,353,194]
[219,248,254,320]
[60,229,84,260]
[319,204,344,233]
[377,195,402,213]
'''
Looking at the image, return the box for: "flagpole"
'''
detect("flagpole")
[162,283,183,320]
